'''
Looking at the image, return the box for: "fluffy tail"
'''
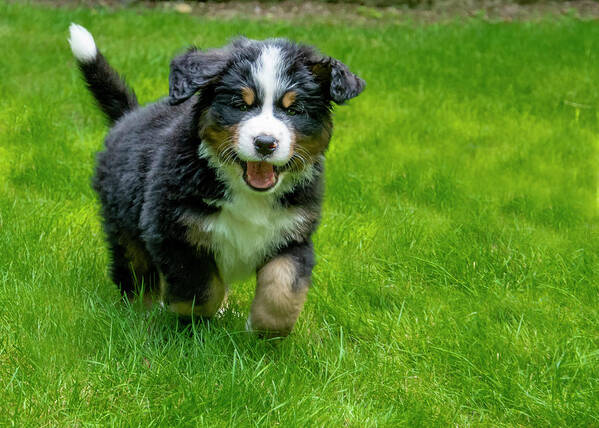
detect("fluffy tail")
[68,23,138,124]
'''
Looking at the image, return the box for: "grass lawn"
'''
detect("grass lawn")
[1,1,598,425]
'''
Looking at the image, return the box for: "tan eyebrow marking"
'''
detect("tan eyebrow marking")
[241,87,255,105]
[282,91,297,109]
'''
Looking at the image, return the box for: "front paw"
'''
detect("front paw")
[245,314,292,339]
[247,255,310,338]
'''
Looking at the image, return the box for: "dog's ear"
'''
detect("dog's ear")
[169,47,231,105]
[309,56,365,105]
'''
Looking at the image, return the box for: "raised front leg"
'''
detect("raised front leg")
[247,242,315,337]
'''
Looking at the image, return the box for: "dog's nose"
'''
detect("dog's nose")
[254,135,278,156]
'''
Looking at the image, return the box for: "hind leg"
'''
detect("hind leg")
[107,232,157,299]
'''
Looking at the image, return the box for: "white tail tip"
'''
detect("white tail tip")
[68,23,97,63]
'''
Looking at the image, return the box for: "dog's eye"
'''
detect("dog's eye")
[285,107,302,116]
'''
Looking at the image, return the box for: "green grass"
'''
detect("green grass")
[1,2,598,425]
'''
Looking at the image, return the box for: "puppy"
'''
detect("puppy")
[68,23,364,336]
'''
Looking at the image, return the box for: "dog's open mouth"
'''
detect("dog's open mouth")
[242,161,279,191]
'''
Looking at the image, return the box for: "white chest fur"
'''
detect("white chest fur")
[200,191,307,284]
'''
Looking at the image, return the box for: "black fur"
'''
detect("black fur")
[78,52,138,124]
[169,46,233,105]
[93,98,227,298]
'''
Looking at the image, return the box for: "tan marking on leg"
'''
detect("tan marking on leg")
[241,87,255,106]
[162,273,226,318]
[118,234,151,274]
[281,91,297,109]
[159,272,168,302]
[117,234,159,306]
[248,256,309,337]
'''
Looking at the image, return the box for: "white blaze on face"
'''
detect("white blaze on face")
[237,46,293,166]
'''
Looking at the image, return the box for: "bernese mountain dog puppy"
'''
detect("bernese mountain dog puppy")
[68,23,364,337]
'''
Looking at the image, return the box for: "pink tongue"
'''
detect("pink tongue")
[246,162,276,189]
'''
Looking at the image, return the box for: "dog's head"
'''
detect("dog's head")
[169,38,365,193]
